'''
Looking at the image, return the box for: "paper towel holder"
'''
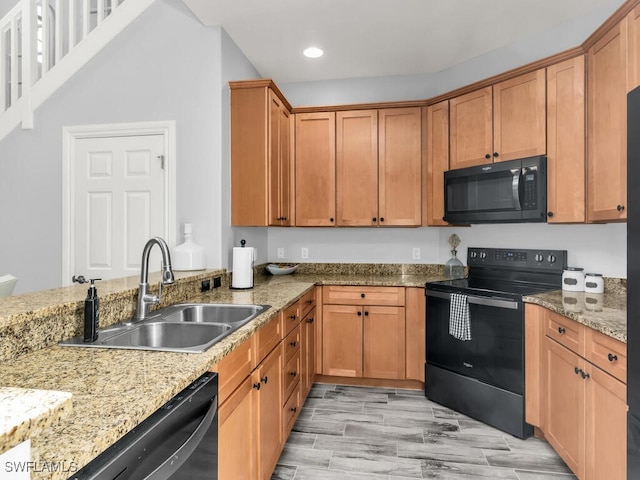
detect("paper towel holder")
[230,239,255,290]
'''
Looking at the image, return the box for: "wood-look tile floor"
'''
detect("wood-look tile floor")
[271,384,577,480]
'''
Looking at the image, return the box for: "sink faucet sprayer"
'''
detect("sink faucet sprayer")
[135,237,175,320]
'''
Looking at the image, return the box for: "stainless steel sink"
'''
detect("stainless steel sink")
[59,303,270,353]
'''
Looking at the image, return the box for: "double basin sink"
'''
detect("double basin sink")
[59,303,270,353]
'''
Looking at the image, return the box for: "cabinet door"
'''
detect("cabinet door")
[378,107,422,226]
[255,346,283,480]
[585,364,627,480]
[218,377,256,479]
[587,21,628,222]
[546,56,586,223]
[449,86,493,169]
[336,110,379,226]
[363,306,406,379]
[268,90,293,226]
[302,309,317,397]
[544,338,585,479]
[493,69,546,162]
[405,288,426,382]
[322,304,363,377]
[295,112,336,226]
[425,101,449,226]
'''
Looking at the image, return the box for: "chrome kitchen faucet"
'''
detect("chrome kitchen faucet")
[134,237,175,321]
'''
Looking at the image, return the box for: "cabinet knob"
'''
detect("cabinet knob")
[372,217,377,222]
[580,370,590,380]
[253,382,261,390]
[361,293,365,298]
[330,217,335,222]
[307,317,314,324]
[617,205,625,212]
[547,212,554,218]
[574,367,581,375]
[306,299,313,304]
[289,314,296,320]
[290,371,297,377]
[357,311,362,316]
[380,217,385,222]
[290,407,297,413]
[290,341,297,347]
[493,152,499,158]
[608,353,618,362]
[364,311,369,316]
[485,154,491,159]
[261,376,268,384]
[558,327,566,334]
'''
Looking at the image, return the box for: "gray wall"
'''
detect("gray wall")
[0,0,225,293]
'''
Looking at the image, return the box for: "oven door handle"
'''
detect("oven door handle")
[144,397,218,480]
[427,290,519,310]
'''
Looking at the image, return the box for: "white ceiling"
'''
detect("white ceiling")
[182,0,625,84]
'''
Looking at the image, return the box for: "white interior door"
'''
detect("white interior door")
[73,134,166,281]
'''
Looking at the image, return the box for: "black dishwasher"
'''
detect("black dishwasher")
[69,372,218,480]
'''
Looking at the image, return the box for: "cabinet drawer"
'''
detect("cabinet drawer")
[545,310,585,356]
[323,285,405,306]
[282,381,301,438]
[282,349,301,403]
[300,288,316,318]
[283,301,301,336]
[586,328,627,383]
[254,313,283,368]
[213,336,254,405]
[283,323,301,363]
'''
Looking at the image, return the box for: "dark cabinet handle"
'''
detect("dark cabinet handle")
[380,217,385,222]
[290,407,297,413]
[574,367,580,375]
[608,353,618,362]
[361,293,365,298]
[289,314,296,320]
[283,216,287,221]
[253,382,261,390]
[617,205,625,212]
[558,327,566,334]
[330,217,334,222]
[485,154,491,159]
[290,371,297,377]
[290,341,297,347]
[581,370,590,380]
[364,311,369,316]
[307,317,314,324]
[306,299,313,304]
[372,217,377,222]
[493,152,499,157]
[357,311,362,316]
[547,212,554,218]
[261,376,268,384]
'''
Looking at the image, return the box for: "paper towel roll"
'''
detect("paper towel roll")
[232,247,254,289]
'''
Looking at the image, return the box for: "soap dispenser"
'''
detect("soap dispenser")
[73,275,102,342]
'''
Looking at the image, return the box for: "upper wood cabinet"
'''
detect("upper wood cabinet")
[425,101,449,226]
[628,5,640,91]
[336,107,422,226]
[546,56,586,223]
[449,70,546,169]
[230,80,293,226]
[295,112,336,226]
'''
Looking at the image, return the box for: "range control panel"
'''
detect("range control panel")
[467,247,567,272]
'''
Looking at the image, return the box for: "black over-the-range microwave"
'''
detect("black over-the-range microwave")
[443,155,547,224]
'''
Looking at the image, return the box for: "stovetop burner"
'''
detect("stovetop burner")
[427,247,568,298]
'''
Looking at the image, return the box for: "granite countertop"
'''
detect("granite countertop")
[524,284,627,343]
[0,266,626,478]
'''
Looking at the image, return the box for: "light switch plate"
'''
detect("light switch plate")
[413,248,421,260]
[301,247,309,259]
[277,248,284,259]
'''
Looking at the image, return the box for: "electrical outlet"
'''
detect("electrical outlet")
[277,248,284,259]
[301,247,309,259]
[413,248,421,260]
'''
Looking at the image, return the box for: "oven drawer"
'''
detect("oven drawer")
[545,310,585,356]
[323,286,405,306]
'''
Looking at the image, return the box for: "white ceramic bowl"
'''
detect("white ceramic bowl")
[266,263,298,276]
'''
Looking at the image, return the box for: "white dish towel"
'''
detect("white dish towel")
[449,293,471,341]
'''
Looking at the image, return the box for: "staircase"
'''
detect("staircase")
[0,0,156,141]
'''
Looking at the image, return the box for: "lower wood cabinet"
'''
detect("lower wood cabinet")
[526,304,627,480]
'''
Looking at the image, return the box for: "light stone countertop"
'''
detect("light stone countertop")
[0,267,626,478]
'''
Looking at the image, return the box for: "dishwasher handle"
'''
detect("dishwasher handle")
[144,396,218,480]
[426,290,519,310]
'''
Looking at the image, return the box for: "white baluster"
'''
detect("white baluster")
[41,0,49,73]
[54,0,62,63]
[68,0,76,48]
[21,0,36,128]
[0,25,5,112]
[10,15,19,104]
[82,0,89,40]
[97,0,104,24]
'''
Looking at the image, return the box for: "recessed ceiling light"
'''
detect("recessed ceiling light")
[303,47,323,59]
